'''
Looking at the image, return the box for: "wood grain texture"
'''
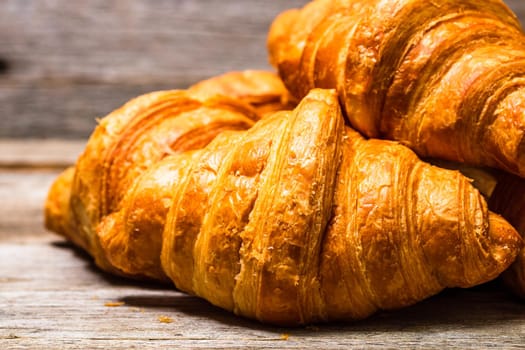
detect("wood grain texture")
[0,139,85,167]
[1,0,522,139]
[0,169,59,239]
[1,239,524,349]
[0,0,308,138]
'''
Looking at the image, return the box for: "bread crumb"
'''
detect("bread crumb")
[158,315,174,323]
[104,301,125,307]
[280,333,289,340]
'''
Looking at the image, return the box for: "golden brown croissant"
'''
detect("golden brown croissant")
[45,92,256,274]
[45,70,291,275]
[45,88,522,325]
[268,0,525,177]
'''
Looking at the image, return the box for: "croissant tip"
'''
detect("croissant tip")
[488,213,524,271]
[301,88,338,104]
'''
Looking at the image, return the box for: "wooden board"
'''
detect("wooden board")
[1,238,524,349]
[0,0,308,139]
[507,0,525,18]
[0,142,524,349]
[1,0,524,139]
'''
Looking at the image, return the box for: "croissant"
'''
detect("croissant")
[268,0,525,178]
[45,70,293,274]
[45,86,522,325]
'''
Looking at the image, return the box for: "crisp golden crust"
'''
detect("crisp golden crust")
[97,152,201,281]
[79,88,521,325]
[229,92,344,325]
[407,159,525,298]
[44,71,296,276]
[188,70,297,115]
[52,90,258,273]
[268,0,525,177]
[45,82,522,324]
[267,0,525,299]
[160,89,519,325]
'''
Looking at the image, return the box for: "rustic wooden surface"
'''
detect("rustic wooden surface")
[0,0,523,139]
[1,0,525,348]
[0,0,308,139]
[0,141,524,349]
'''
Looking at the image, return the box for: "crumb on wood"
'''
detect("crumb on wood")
[158,315,174,323]
[104,301,125,307]
[280,333,289,340]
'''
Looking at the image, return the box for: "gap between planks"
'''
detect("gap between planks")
[0,138,86,169]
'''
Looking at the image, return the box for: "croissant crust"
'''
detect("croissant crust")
[45,86,522,325]
[268,0,525,177]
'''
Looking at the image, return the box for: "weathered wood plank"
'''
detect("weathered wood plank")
[0,139,85,167]
[0,141,82,240]
[0,0,308,138]
[1,240,524,349]
[0,0,308,82]
[0,81,177,139]
[0,169,60,239]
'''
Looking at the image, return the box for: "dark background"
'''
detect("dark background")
[1,0,523,139]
